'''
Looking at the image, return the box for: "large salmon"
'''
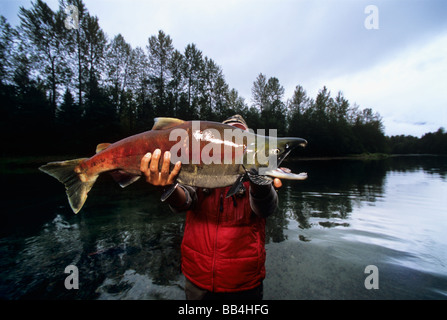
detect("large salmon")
[39,118,307,213]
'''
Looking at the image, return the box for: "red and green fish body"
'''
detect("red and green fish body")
[40,118,307,213]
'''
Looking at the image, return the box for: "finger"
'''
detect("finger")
[160,151,171,179]
[149,149,161,175]
[167,161,182,184]
[140,152,151,173]
[273,178,282,189]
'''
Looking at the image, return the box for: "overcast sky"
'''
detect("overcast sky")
[2,0,446,136]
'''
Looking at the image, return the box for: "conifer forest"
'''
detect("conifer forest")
[1,0,445,156]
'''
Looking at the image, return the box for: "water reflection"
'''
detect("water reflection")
[264,156,447,299]
[1,155,446,299]
[267,159,388,243]
[73,186,186,300]
[1,175,186,299]
[388,155,447,180]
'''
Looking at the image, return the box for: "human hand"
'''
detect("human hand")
[272,167,292,190]
[140,149,181,186]
[273,178,282,190]
[250,177,282,198]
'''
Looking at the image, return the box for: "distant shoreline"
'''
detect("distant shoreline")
[286,153,444,162]
[1,153,445,175]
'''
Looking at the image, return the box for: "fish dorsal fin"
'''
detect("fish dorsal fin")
[152,117,185,130]
[96,143,111,153]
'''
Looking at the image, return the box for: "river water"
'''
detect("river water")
[1,155,446,299]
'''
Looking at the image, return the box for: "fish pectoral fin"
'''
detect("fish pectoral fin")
[226,168,273,198]
[96,143,111,153]
[160,182,179,202]
[264,168,308,180]
[247,171,273,185]
[243,167,273,185]
[225,174,245,198]
[152,117,185,130]
[109,170,141,188]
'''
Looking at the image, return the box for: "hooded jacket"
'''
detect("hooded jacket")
[178,181,277,292]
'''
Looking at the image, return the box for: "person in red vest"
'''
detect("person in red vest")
[140,115,281,300]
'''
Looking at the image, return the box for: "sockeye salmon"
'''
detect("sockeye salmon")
[39,118,308,213]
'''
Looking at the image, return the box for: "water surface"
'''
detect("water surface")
[1,155,446,299]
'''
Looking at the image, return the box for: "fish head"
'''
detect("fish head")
[244,136,307,173]
[275,137,308,166]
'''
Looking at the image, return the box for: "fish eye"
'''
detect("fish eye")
[273,148,280,155]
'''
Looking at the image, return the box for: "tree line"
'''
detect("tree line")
[387,129,447,155]
[1,0,445,156]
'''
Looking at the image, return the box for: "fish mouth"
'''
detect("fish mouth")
[243,135,307,172]
[264,167,308,180]
[276,137,307,167]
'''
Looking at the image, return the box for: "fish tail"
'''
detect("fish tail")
[39,158,97,214]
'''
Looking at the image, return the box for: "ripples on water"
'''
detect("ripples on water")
[266,156,447,299]
[1,156,446,299]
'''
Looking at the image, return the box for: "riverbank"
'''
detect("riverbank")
[286,153,446,162]
[286,153,390,162]
[0,155,81,174]
[2,153,443,174]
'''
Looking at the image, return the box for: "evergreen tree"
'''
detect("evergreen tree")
[147,30,174,115]
[2,0,408,156]
[226,89,248,116]
[265,77,286,135]
[78,13,109,135]
[183,43,203,118]
[167,49,186,118]
[287,85,309,137]
[59,0,88,109]
[0,15,17,138]
[251,74,286,134]
[83,72,118,143]
[18,0,70,118]
[106,34,133,131]
[251,73,268,113]
[58,87,79,125]
[420,128,447,154]
[0,16,15,85]
[128,46,153,130]
[10,53,53,154]
[201,57,229,121]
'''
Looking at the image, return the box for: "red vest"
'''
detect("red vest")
[181,181,266,292]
